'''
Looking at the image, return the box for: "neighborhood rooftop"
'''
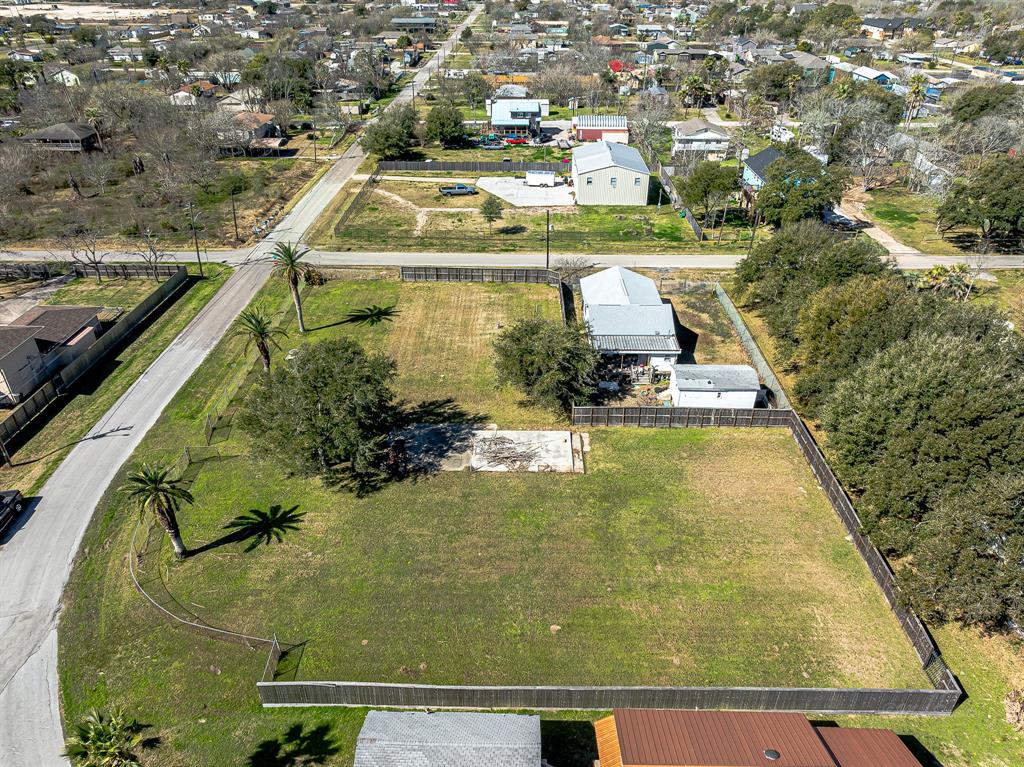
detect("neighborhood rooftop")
[670,364,762,392]
[11,305,102,345]
[571,140,650,175]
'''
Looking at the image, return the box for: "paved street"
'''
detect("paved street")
[0,7,481,766]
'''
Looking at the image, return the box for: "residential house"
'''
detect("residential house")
[8,49,42,62]
[860,17,926,40]
[106,46,144,63]
[217,86,265,113]
[579,266,680,371]
[392,16,437,33]
[49,69,81,87]
[608,22,629,36]
[169,80,219,106]
[0,306,101,404]
[354,711,541,767]
[20,123,99,152]
[594,709,924,767]
[636,24,664,39]
[485,98,549,137]
[783,49,830,76]
[742,145,783,191]
[851,65,898,86]
[668,364,761,408]
[671,118,730,160]
[572,114,629,143]
[572,141,650,206]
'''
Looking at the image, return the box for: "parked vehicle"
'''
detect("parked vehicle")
[0,490,25,537]
[438,184,478,197]
[481,142,504,150]
[504,137,529,145]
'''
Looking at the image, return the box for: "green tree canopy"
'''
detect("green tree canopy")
[494,318,599,413]
[424,100,465,147]
[240,338,397,493]
[821,332,1024,553]
[361,103,418,159]
[744,60,803,104]
[950,82,1018,122]
[937,155,1024,252]
[675,161,738,224]
[734,221,890,358]
[904,474,1024,630]
[756,145,848,227]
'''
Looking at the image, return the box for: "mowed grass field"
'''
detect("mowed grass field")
[59,275,933,766]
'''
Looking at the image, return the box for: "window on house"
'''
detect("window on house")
[634,177,642,185]
[586,177,593,185]
[610,177,617,187]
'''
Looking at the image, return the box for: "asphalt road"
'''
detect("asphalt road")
[0,7,482,766]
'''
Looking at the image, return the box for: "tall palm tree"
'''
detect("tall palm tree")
[64,708,144,767]
[122,463,193,558]
[271,241,310,333]
[905,73,927,128]
[233,306,287,372]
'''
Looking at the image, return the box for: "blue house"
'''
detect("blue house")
[742,146,783,191]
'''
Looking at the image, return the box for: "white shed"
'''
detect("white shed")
[571,141,650,206]
[668,364,761,408]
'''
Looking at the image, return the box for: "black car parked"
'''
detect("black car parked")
[0,490,25,537]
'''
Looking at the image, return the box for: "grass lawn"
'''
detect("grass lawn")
[310,180,759,255]
[0,264,231,495]
[46,275,162,312]
[863,187,964,255]
[667,290,750,366]
[58,274,936,765]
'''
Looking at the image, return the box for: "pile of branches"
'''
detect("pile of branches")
[475,436,540,471]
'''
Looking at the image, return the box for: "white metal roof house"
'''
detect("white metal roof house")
[354,711,541,767]
[668,364,761,408]
[580,266,680,371]
[571,141,650,206]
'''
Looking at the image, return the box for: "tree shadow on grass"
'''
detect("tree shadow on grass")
[187,504,305,556]
[387,398,490,482]
[306,304,400,332]
[247,723,339,767]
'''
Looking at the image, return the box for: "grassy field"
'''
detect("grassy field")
[56,273,938,765]
[309,178,763,255]
[863,187,964,255]
[46,275,162,312]
[668,289,750,366]
[0,265,231,495]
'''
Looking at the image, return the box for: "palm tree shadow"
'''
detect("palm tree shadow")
[307,304,400,332]
[247,722,339,767]
[188,504,305,556]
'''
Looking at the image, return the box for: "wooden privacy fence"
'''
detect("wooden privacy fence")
[258,680,959,715]
[400,265,561,286]
[378,160,564,173]
[71,263,182,280]
[0,267,188,449]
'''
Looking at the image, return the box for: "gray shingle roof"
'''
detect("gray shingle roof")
[354,711,541,767]
[21,123,97,142]
[11,305,100,344]
[744,146,783,181]
[671,364,760,391]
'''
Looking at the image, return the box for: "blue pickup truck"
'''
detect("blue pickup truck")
[438,184,478,197]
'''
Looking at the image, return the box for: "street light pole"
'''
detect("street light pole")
[188,201,204,277]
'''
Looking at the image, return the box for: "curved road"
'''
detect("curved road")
[0,6,481,766]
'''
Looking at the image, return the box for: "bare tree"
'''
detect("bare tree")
[58,227,108,282]
[553,256,595,283]
[136,228,169,280]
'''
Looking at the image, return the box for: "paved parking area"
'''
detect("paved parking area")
[476,176,576,207]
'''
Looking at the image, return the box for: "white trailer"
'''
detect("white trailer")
[525,170,556,187]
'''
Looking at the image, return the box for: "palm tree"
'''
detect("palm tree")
[271,242,310,333]
[234,306,287,372]
[64,708,144,767]
[122,463,193,558]
[905,73,927,128]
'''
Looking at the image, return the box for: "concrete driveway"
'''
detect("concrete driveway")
[476,176,575,207]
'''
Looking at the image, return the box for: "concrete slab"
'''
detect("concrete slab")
[399,427,580,473]
[476,176,575,207]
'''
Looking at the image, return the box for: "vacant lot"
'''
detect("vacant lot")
[863,187,964,255]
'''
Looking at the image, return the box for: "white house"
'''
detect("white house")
[671,118,730,159]
[571,141,650,206]
[485,98,549,137]
[50,69,81,87]
[579,266,680,371]
[668,364,760,408]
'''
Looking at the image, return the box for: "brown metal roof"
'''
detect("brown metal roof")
[815,728,922,767]
[610,709,838,767]
[595,716,624,767]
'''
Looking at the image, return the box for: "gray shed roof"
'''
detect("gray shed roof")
[572,140,649,175]
[579,266,661,307]
[354,711,541,767]
[21,122,97,142]
[592,334,681,352]
[671,364,760,391]
[575,114,628,129]
[587,304,677,341]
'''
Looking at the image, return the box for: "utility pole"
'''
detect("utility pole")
[188,201,204,277]
[230,190,239,241]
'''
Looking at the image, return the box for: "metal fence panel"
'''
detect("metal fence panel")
[400,266,560,286]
